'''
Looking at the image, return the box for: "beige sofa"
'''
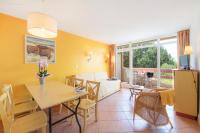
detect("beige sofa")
[76,72,121,100]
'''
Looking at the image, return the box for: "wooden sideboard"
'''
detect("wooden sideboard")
[173,69,199,119]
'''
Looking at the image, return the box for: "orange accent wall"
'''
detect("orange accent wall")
[0,13,110,88]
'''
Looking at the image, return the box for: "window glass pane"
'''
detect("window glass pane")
[122,52,130,82]
[117,44,129,50]
[133,47,157,68]
[123,52,129,67]
[132,47,158,88]
[131,40,157,48]
[116,36,177,88]
[160,41,177,88]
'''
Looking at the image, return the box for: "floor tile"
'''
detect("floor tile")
[99,111,127,121]
[99,120,133,133]
[0,88,200,133]
[129,119,151,132]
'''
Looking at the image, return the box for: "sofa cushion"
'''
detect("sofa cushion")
[94,72,108,80]
[97,79,121,100]
[76,73,95,81]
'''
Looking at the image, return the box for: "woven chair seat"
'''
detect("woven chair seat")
[134,91,173,127]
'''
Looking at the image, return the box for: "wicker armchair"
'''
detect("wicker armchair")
[133,91,173,128]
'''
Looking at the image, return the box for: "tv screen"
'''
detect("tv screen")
[179,55,189,68]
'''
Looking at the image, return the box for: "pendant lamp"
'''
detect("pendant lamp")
[27,12,57,38]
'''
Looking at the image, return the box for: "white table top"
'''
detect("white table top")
[25,81,87,109]
[129,85,153,92]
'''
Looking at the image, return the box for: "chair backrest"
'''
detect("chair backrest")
[137,92,162,110]
[1,85,14,109]
[0,93,14,133]
[86,80,100,102]
[136,74,145,86]
[72,78,84,88]
[65,75,75,86]
[135,91,170,126]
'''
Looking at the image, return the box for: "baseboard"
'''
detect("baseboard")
[176,112,197,120]
[98,89,120,101]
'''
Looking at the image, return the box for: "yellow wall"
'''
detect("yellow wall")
[0,13,110,89]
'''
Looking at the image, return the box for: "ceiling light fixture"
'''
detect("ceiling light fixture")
[27,12,57,38]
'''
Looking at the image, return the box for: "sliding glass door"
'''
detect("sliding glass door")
[132,40,158,87]
[121,51,130,82]
[160,38,177,88]
[116,36,177,88]
[115,45,130,82]
[132,47,158,86]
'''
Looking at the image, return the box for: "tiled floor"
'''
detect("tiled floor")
[1,88,200,133]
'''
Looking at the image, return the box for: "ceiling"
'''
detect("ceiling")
[0,0,200,44]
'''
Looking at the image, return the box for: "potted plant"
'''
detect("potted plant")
[37,59,49,85]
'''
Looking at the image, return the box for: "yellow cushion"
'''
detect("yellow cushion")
[159,89,175,106]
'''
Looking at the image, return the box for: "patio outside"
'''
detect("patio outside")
[120,43,177,88]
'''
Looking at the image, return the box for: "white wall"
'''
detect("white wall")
[190,14,200,124]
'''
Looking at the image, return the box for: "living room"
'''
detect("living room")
[0,0,200,133]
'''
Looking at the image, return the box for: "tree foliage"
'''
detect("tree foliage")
[123,47,176,68]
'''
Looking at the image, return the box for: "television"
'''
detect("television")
[179,55,189,69]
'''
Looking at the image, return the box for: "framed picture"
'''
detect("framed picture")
[25,35,56,64]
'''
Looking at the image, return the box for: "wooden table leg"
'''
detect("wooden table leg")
[74,98,81,133]
[61,98,82,133]
[49,108,52,133]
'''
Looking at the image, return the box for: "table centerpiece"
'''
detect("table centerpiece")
[37,59,50,85]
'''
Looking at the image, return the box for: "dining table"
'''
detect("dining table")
[25,81,87,133]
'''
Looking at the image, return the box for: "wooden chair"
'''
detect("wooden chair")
[59,77,84,113]
[8,85,33,105]
[0,93,47,133]
[73,80,100,133]
[2,84,38,117]
[65,75,75,86]
[136,74,145,86]
[65,76,84,88]
[133,91,173,128]
[72,78,84,88]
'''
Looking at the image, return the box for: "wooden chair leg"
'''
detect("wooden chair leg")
[169,120,173,128]
[133,105,136,121]
[41,126,46,133]
[69,104,74,125]
[95,104,98,122]
[83,110,87,133]
[133,112,135,120]
[87,109,89,117]
[69,115,73,125]
[59,104,62,114]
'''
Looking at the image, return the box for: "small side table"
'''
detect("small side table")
[121,82,129,88]
[129,85,145,100]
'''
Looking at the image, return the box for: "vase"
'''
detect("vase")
[39,77,45,85]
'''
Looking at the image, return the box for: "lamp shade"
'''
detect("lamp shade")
[27,12,57,38]
[184,46,192,55]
